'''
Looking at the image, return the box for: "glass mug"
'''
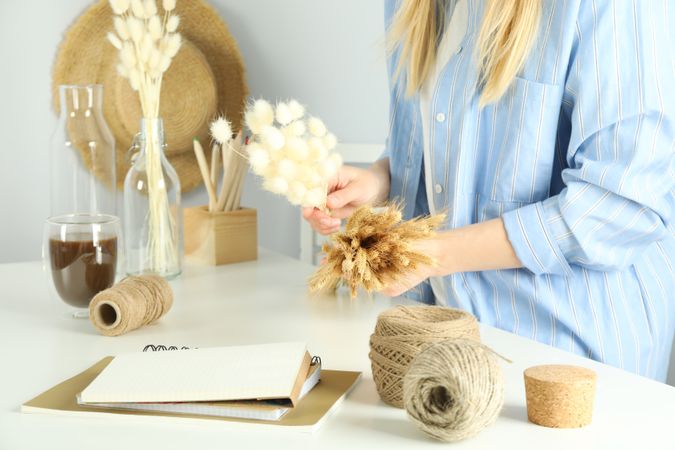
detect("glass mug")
[43,214,121,317]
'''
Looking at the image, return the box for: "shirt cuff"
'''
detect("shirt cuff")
[502,199,574,277]
[379,147,391,161]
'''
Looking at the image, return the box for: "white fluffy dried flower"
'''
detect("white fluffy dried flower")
[107,32,123,50]
[113,17,129,40]
[252,99,274,126]
[127,17,143,42]
[308,117,327,137]
[116,63,129,78]
[245,111,264,135]
[120,42,137,68]
[306,171,324,188]
[210,116,232,145]
[109,0,130,15]
[248,144,270,175]
[130,0,145,17]
[139,33,153,63]
[144,0,157,17]
[128,68,141,90]
[329,152,343,168]
[294,166,312,184]
[165,33,182,58]
[166,15,180,33]
[288,100,305,120]
[261,126,285,151]
[284,120,306,137]
[287,181,307,205]
[277,159,297,180]
[323,132,337,150]
[265,177,289,195]
[147,48,161,70]
[275,102,293,126]
[302,187,326,208]
[162,0,176,12]
[286,137,309,160]
[158,55,172,73]
[243,98,340,208]
[148,15,162,40]
[308,137,327,160]
[318,158,339,178]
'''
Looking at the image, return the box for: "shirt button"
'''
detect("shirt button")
[456,46,463,55]
[434,184,443,194]
[435,113,446,123]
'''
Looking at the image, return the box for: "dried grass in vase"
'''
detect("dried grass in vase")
[107,0,182,274]
[309,204,446,298]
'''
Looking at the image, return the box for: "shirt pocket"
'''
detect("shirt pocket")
[479,76,564,203]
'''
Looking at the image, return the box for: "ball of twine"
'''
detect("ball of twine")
[403,339,505,442]
[368,305,480,408]
[89,275,173,336]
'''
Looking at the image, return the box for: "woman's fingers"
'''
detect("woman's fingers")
[326,182,363,210]
[302,207,341,234]
[329,205,357,219]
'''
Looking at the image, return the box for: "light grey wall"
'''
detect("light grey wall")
[0,0,388,264]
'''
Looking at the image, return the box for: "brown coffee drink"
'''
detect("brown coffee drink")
[49,235,117,308]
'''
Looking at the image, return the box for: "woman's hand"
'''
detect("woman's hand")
[380,218,524,297]
[302,159,390,235]
[379,238,443,297]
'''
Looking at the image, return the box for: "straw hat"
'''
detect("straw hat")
[52,0,248,192]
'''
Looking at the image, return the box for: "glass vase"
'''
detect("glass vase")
[124,118,183,278]
[50,84,116,216]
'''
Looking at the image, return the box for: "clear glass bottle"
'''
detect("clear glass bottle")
[50,84,116,216]
[124,118,183,278]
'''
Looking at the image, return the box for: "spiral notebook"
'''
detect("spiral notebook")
[80,361,322,421]
[21,343,361,433]
[78,342,311,405]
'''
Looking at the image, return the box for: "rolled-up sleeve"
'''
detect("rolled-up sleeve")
[503,0,675,275]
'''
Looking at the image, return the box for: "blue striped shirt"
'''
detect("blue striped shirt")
[383,0,675,380]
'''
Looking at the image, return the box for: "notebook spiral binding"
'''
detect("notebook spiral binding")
[143,344,193,352]
[143,346,322,367]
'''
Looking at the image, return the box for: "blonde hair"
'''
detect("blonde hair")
[387,0,541,106]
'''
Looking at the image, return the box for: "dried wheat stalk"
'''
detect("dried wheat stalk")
[308,204,446,298]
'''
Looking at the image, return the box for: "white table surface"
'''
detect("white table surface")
[1,249,673,450]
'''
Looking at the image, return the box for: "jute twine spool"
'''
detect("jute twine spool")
[368,305,480,408]
[89,275,173,336]
[524,365,597,428]
[403,339,505,442]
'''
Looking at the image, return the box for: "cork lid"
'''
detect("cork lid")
[524,365,597,385]
[524,364,597,428]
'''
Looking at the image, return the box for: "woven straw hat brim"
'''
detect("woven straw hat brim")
[52,0,248,192]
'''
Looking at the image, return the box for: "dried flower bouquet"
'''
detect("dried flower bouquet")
[107,0,182,273]
[309,204,446,298]
[244,99,342,210]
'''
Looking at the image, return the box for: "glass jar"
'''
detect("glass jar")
[42,213,121,318]
[124,118,182,278]
[50,84,116,216]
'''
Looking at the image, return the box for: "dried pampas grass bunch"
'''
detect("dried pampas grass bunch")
[107,0,182,273]
[107,0,181,114]
[309,204,446,298]
[244,99,342,209]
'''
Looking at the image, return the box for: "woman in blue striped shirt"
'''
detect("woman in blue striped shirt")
[304,0,674,381]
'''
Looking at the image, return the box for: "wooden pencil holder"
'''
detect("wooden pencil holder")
[184,206,258,265]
